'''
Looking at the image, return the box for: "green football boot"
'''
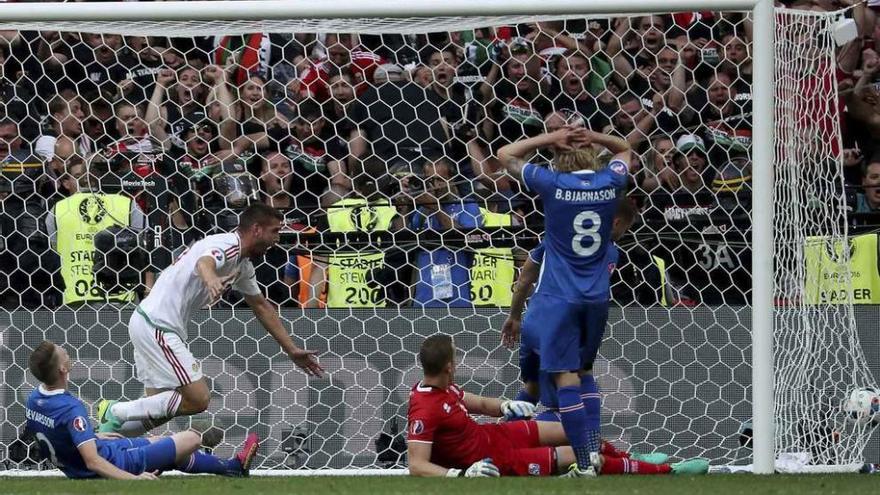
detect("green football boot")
[96,399,123,433]
[671,458,710,475]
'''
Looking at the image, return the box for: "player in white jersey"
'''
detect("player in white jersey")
[97,203,323,436]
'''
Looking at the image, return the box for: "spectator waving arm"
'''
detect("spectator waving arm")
[146,68,175,149]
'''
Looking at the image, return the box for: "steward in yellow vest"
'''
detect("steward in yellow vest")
[804,233,880,305]
[306,158,402,308]
[315,184,397,308]
[324,196,397,307]
[471,207,515,306]
[47,159,150,305]
[51,192,136,304]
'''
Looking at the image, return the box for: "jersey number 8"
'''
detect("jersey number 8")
[572,211,602,257]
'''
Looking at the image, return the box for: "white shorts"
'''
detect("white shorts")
[129,309,203,390]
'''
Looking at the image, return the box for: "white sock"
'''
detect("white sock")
[111,391,182,422]
[117,420,148,437]
[117,416,173,437]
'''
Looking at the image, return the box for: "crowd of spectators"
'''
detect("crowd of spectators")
[0,0,879,310]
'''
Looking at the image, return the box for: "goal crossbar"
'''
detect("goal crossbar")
[0,0,759,24]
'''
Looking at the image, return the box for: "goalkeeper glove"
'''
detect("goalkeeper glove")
[501,400,536,421]
[446,458,501,477]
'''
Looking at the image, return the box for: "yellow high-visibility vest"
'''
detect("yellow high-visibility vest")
[471,208,514,307]
[325,198,396,307]
[54,193,134,304]
[804,234,880,305]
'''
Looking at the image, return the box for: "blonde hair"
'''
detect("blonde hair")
[554,147,610,172]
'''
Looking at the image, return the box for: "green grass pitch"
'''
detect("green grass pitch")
[0,474,876,495]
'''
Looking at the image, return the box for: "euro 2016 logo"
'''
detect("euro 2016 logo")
[350,206,379,232]
[409,419,424,435]
[78,196,107,225]
[823,238,856,266]
[72,416,88,432]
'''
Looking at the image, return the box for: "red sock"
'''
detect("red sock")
[600,457,672,475]
[600,440,630,458]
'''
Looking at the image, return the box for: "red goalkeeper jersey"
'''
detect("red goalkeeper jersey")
[406,382,492,469]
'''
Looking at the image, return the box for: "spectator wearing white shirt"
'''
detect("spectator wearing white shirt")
[35,94,93,162]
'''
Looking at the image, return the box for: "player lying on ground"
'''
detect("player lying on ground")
[500,200,669,467]
[407,334,708,477]
[25,341,260,480]
[497,126,633,475]
[98,203,324,436]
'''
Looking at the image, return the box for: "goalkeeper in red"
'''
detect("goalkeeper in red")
[407,334,708,477]
[98,203,324,436]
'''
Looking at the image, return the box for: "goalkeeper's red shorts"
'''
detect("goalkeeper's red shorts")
[485,420,556,476]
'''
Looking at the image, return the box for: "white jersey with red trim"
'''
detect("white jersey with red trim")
[138,232,261,339]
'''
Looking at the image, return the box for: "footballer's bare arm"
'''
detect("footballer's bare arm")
[195,257,231,302]
[461,392,504,417]
[243,293,324,377]
[407,441,452,477]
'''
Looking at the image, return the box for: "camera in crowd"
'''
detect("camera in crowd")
[92,225,155,293]
[191,154,260,233]
[350,155,428,200]
[450,120,477,142]
[378,171,426,199]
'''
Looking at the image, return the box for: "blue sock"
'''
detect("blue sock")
[558,385,592,470]
[177,451,233,475]
[515,389,538,405]
[581,374,601,432]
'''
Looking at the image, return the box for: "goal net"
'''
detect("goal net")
[0,1,871,474]
[772,9,873,469]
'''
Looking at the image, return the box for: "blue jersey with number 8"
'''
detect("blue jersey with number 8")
[522,160,628,302]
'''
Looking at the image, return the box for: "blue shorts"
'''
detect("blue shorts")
[519,306,541,384]
[100,437,177,474]
[529,293,609,373]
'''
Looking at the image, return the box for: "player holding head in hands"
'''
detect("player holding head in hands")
[26,341,260,480]
[98,203,323,436]
[500,200,672,465]
[497,127,632,476]
[406,335,709,477]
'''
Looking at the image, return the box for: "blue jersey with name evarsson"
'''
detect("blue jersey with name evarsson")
[522,160,628,302]
[25,386,98,478]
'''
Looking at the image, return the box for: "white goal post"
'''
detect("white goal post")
[3,0,854,477]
